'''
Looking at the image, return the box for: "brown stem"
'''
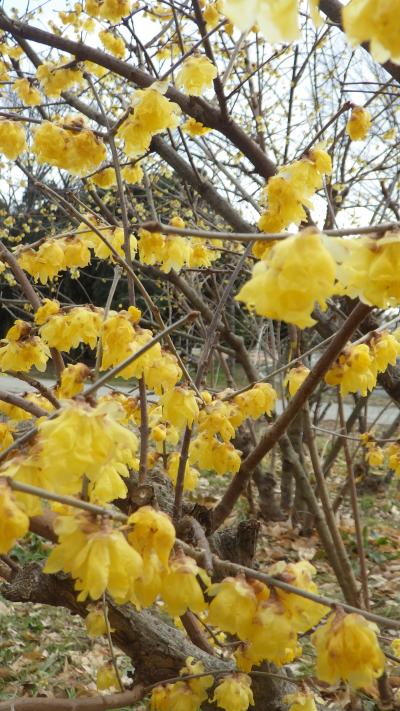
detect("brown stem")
[303,406,360,605]
[180,611,216,655]
[0,390,48,418]
[337,391,370,610]
[0,687,144,711]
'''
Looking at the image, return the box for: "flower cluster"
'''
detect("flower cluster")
[36,61,84,97]
[360,433,384,467]
[38,303,103,352]
[335,232,400,308]
[312,610,385,688]
[0,120,27,160]
[151,658,213,711]
[18,235,91,283]
[346,106,371,141]
[13,78,41,106]
[117,87,181,157]
[208,562,327,670]
[176,55,217,96]
[86,0,132,22]
[138,224,221,273]
[99,30,126,59]
[236,229,336,329]
[0,320,50,373]
[32,118,106,175]
[258,147,332,236]
[325,331,400,396]
[343,0,400,65]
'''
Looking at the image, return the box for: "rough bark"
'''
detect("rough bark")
[1,563,295,709]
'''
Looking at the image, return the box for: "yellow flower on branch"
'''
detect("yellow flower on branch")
[212,674,254,711]
[0,478,29,554]
[117,87,181,157]
[0,120,27,160]
[343,0,400,65]
[0,320,50,373]
[346,106,371,141]
[13,78,41,106]
[236,230,336,329]
[312,610,385,688]
[161,553,209,616]
[176,55,217,96]
[44,510,143,602]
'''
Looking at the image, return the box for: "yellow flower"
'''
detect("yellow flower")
[233,382,277,421]
[335,232,400,308]
[34,299,61,326]
[366,445,384,467]
[151,681,204,711]
[212,674,254,711]
[286,364,310,397]
[86,0,132,22]
[32,120,106,176]
[18,241,66,284]
[117,87,181,157]
[391,639,400,657]
[208,575,269,639]
[90,226,137,261]
[284,691,317,711]
[160,236,190,273]
[369,331,400,375]
[44,511,143,602]
[182,118,211,136]
[138,228,166,265]
[198,400,236,442]
[223,0,301,43]
[62,235,92,271]
[0,320,50,373]
[36,61,84,97]
[203,3,221,30]
[144,351,182,394]
[325,344,376,396]
[121,162,144,184]
[0,120,27,159]
[13,78,41,106]
[91,167,117,188]
[128,505,175,568]
[189,434,241,475]
[271,561,329,633]
[96,663,119,690]
[161,387,199,430]
[176,55,217,96]
[247,598,301,667]
[161,553,209,617]
[236,230,336,329]
[99,30,126,59]
[37,400,138,495]
[167,452,199,491]
[180,657,213,702]
[85,608,108,638]
[388,443,400,476]
[40,306,103,351]
[56,362,91,399]
[0,478,29,554]
[343,0,400,65]
[346,106,371,141]
[312,611,385,688]
[0,423,14,452]
[258,149,331,234]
